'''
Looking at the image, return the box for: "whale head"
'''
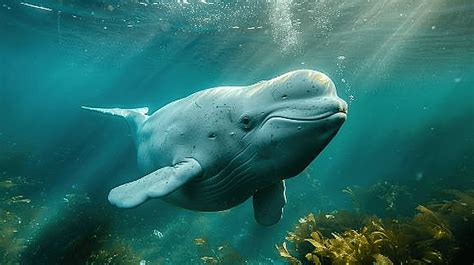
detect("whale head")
[238,69,348,178]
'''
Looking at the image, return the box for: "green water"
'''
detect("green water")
[1,0,473,264]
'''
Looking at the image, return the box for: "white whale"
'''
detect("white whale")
[83,69,347,225]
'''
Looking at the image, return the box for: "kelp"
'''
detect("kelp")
[194,237,245,264]
[20,191,143,265]
[0,173,142,265]
[86,239,140,265]
[0,176,37,264]
[0,209,27,263]
[278,214,396,265]
[423,189,474,263]
[277,189,474,264]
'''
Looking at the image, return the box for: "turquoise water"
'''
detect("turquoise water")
[1,0,473,264]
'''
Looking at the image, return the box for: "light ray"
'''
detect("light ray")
[20,2,53,12]
[355,0,444,80]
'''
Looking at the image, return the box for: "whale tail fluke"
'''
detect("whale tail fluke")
[82,106,149,142]
[81,106,149,117]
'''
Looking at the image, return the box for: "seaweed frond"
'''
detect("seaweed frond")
[276,242,301,265]
[277,188,474,264]
[194,238,245,264]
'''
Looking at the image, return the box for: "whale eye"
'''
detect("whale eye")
[240,115,252,130]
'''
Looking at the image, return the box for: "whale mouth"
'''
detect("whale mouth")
[264,111,347,124]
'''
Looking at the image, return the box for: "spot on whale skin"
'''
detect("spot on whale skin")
[208,132,217,139]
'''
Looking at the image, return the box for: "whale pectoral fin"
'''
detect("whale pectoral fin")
[253,180,287,226]
[108,158,202,208]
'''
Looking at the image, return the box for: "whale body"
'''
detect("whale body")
[83,69,347,225]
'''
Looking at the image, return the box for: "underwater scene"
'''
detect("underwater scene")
[1,0,473,264]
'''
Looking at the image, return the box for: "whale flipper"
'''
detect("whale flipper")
[108,158,202,208]
[82,106,149,141]
[253,180,287,226]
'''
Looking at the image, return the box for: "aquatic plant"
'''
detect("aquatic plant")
[424,189,474,263]
[0,176,38,264]
[277,189,474,264]
[0,173,144,265]
[86,238,140,265]
[0,209,27,263]
[20,191,142,265]
[193,237,245,264]
[278,214,395,264]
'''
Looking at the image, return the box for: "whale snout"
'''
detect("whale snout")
[338,98,348,114]
[319,97,348,122]
[264,69,349,121]
[312,93,348,117]
[305,70,348,116]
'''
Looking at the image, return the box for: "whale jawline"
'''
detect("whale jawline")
[264,111,347,124]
